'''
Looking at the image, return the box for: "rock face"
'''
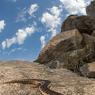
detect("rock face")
[86,1,95,18]
[61,15,95,34]
[1,61,95,95]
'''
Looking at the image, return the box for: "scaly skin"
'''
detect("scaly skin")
[3,79,63,95]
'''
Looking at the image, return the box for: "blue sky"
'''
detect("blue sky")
[0,0,92,61]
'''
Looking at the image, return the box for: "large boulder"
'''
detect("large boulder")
[37,29,83,69]
[86,1,95,18]
[61,15,95,34]
[80,62,95,78]
[37,29,95,72]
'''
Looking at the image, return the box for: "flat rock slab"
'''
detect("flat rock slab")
[0,61,95,95]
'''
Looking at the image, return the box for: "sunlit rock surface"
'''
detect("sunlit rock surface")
[0,61,95,95]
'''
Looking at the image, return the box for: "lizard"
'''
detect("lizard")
[3,79,63,95]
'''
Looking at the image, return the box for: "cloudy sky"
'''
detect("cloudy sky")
[0,0,92,61]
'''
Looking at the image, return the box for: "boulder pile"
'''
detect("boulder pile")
[37,1,95,77]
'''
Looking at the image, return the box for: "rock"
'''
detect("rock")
[61,33,95,71]
[83,33,95,49]
[63,48,87,72]
[82,33,95,63]
[61,15,95,35]
[86,1,95,18]
[1,61,95,95]
[37,29,83,69]
[83,33,95,43]
[64,33,95,71]
[61,15,78,32]
[63,48,95,72]
[91,30,95,37]
[80,62,95,78]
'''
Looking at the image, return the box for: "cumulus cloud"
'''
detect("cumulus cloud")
[0,20,6,32]
[28,4,39,16]
[59,0,92,15]
[41,6,63,37]
[16,3,39,22]
[40,35,46,48]
[2,26,36,49]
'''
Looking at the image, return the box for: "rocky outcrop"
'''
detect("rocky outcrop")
[37,1,95,73]
[86,1,95,18]
[61,15,95,34]
[37,28,95,72]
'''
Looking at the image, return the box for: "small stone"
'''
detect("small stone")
[80,62,95,78]
[91,30,95,37]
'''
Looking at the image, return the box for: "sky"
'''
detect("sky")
[0,0,92,61]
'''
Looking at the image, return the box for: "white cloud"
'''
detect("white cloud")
[40,35,46,48]
[6,37,16,48]
[2,41,6,50]
[16,26,35,44]
[0,20,6,32]
[2,26,36,49]
[41,6,63,37]
[16,8,27,22]
[28,4,39,16]
[59,0,92,15]
[16,4,39,22]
